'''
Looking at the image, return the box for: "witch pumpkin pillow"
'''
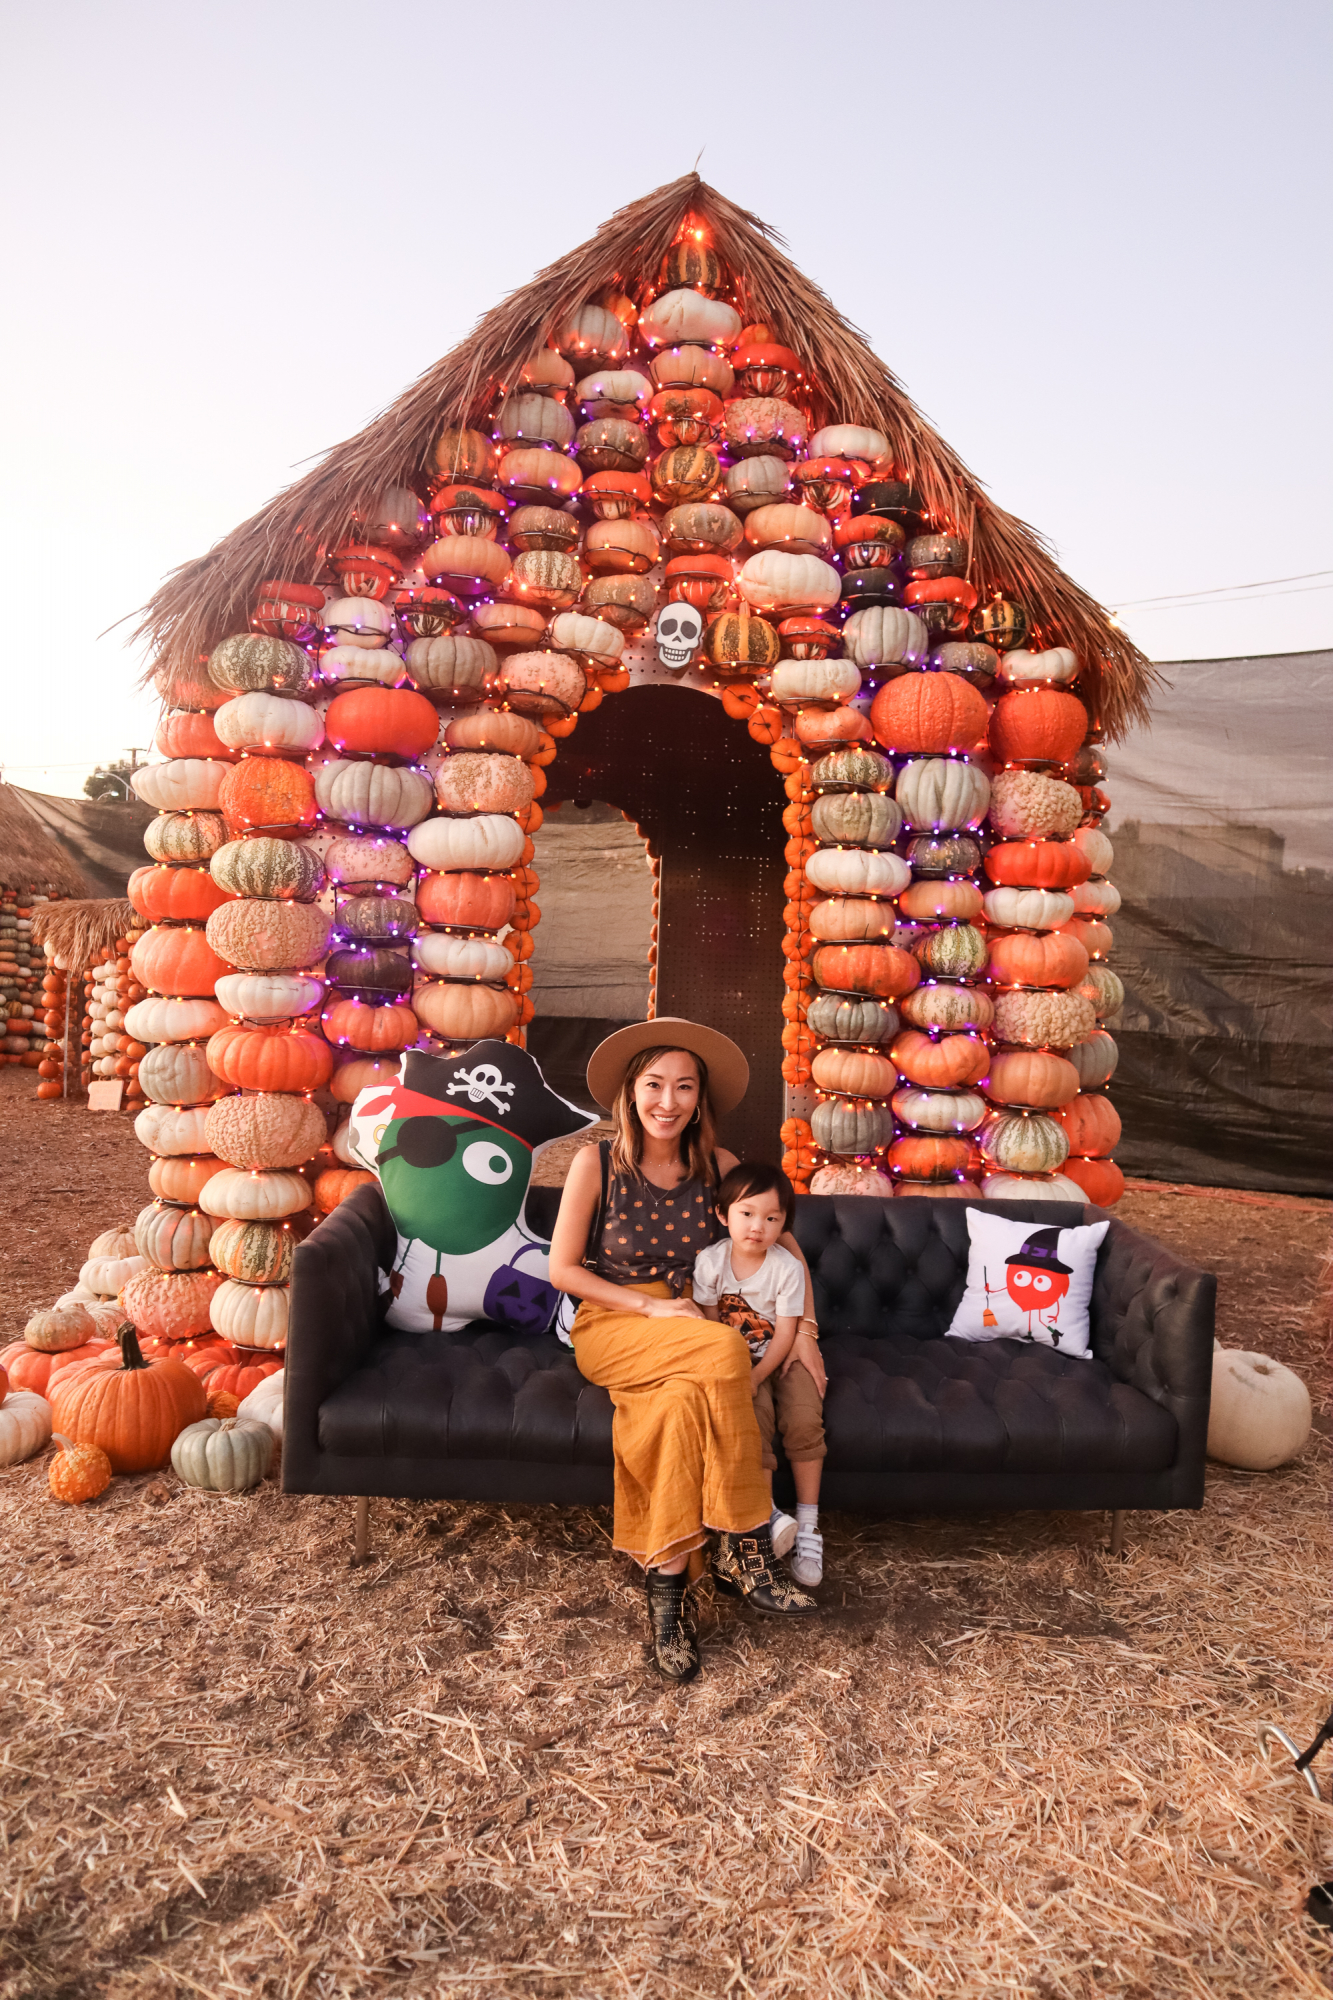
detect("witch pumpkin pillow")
[945,1210,1109,1358]
[347,1041,597,1335]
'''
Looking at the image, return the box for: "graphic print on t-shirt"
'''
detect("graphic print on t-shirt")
[716,1291,775,1361]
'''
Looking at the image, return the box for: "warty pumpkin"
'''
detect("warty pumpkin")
[811,943,920,1000]
[895,756,991,832]
[209,633,312,696]
[323,833,415,887]
[890,1029,990,1089]
[434,752,535,817]
[218,756,317,833]
[205,898,330,973]
[987,768,1083,839]
[985,1048,1081,1108]
[134,1202,215,1272]
[411,980,519,1042]
[209,836,325,902]
[989,688,1088,765]
[143,811,228,866]
[119,1267,223,1341]
[990,988,1097,1049]
[205,1093,327,1171]
[498,652,587,719]
[320,998,419,1051]
[210,1280,290,1350]
[128,863,233,925]
[49,1323,207,1473]
[984,840,1093,892]
[198,1168,313,1221]
[979,1111,1070,1174]
[870,674,989,756]
[206,1021,334,1094]
[48,1436,113,1503]
[988,931,1089,990]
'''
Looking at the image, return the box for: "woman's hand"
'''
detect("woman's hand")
[640,1295,703,1320]
[782,1329,826,1396]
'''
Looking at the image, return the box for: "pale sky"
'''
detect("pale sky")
[3,0,1328,796]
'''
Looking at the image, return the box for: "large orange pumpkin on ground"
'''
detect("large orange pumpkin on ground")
[1056,1092,1122,1157]
[206,1022,334,1094]
[324,687,440,760]
[890,1030,990,1089]
[1060,1156,1125,1205]
[218,756,317,832]
[49,1324,207,1473]
[128,864,234,925]
[120,1267,223,1342]
[870,674,989,754]
[989,688,1088,765]
[987,931,1089,990]
[416,871,517,931]
[984,840,1093,891]
[130,926,232,998]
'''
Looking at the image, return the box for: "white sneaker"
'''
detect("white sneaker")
[789,1527,823,1587]
[769,1510,798,1558]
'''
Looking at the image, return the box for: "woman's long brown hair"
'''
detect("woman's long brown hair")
[609,1047,718,1186]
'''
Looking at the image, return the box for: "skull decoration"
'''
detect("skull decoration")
[655,602,704,670]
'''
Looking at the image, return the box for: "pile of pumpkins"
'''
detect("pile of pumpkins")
[82,933,147,1102]
[1,891,54,1072]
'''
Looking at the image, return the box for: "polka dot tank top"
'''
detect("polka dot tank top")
[592,1143,722,1291]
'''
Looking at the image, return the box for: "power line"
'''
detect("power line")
[1112,569,1333,612]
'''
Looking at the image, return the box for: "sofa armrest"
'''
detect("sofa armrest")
[282,1184,395,1492]
[1091,1215,1216,1479]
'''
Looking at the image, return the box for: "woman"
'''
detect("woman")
[548,1019,824,1683]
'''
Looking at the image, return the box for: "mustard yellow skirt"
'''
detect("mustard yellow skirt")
[572,1282,770,1571]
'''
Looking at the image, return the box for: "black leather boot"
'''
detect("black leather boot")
[714,1525,818,1615]
[644,1568,700,1682]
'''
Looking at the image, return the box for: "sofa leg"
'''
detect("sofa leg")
[353,1494,370,1567]
[1109,1509,1128,1559]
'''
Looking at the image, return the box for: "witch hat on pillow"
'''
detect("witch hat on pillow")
[1004,1226,1074,1275]
[399,1042,594,1152]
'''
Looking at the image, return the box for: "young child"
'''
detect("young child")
[692,1163,826,1586]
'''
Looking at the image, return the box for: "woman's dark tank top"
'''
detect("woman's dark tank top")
[590,1142,721,1290]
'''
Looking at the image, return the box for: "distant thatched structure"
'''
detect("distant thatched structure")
[30,898,136,973]
[134,173,1154,738]
[0,786,89,896]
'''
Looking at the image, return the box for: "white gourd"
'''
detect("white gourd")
[407,815,525,873]
[804,849,911,898]
[214,693,325,755]
[769,660,861,706]
[982,887,1076,930]
[736,550,840,613]
[213,974,325,1023]
[131,760,227,812]
[995,647,1080,684]
[411,935,513,981]
[842,606,928,671]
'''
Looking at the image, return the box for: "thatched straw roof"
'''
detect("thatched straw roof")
[135,173,1154,738]
[30,897,136,972]
[0,786,90,895]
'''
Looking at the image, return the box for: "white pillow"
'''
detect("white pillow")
[946,1210,1109,1358]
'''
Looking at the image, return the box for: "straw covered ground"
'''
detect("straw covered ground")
[1,1070,1330,1998]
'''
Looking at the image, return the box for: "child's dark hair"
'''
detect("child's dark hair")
[716,1161,795,1232]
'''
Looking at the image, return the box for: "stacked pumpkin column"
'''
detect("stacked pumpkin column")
[36,943,69,1098]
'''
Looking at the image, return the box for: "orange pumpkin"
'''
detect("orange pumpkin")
[155,710,239,761]
[897,879,984,923]
[444,710,544,758]
[1056,1092,1122,1157]
[120,1267,224,1342]
[988,931,1089,990]
[809,1047,897,1098]
[888,1134,975,1180]
[130,925,232,998]
[890,1030,990,1089]
[985,1049,1081,1108]
[320,999,419,1051]
[989,688,1088,765]
[325,687,440,760]
[314,1168,377,1213]
[149,1155,224,1204]
[1060,1156,1125,1205]
[218,756,317,832]
[186,1343,282,1400]
[870,674,989,754]
[50,1324,207,1473]
[416,871,516,931]
[0,1337,112,1398]
[984,841,1093,891]
[810,944,920,1000]
[412,981,519,1041]
[128,864,234,925]
[48,1436,114,1503]
[206,1021,334,1094]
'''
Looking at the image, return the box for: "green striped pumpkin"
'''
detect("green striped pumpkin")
[810,747,894,793]
[210,837,325,902]
[208,1218,294,1286]
[806,993,899,1045]
[208,633,313,696]
[978,1111,1069,1174]
[913,924,988,978]
[810,790,903,849]
[811,1098,893,1155]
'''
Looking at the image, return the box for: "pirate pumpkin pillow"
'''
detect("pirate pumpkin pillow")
[945,1211,1109,1358]
[347,1041,597,1336]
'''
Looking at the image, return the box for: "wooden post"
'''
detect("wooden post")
[353,1494,370,1566]
[1110,1509,1127,1559]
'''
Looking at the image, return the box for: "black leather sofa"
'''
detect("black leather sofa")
[283,1185,1215,1529]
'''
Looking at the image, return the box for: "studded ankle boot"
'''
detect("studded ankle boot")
[714,1525,818,1616]
[644,1568,700,1682]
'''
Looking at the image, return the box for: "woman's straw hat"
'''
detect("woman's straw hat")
[586,1018,750,1115]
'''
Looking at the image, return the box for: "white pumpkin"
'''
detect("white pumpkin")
[980,1172,1087,1202]
[808,1164,895,1195]
[890,1087,988,1132]
[995,647,1080,685]
[1207,1350,1312,1470]
[808,425,891,467]
[982,887,1076,931]
[407,814,525,873]
[0,1390,52,1467]
[79,1252,147,1296]
[769,660,861,707]
[210,1279,290,1350]
[555,303,629,364]
[213,973,325,1023]
[403,635,498,700]
[638,290,741,350]
[1073,826,1114,876]
[131,759,226,813]
[411,934,513,981]
[842,606,928,671]
[736,550,840,614]
[88,1223,136,1260]
[331,1119,357,1165]
[497,393,577,450]
[895,757,991,831]
[651,345,733,395]
[323,596,394,648]
[314,759,433,830]
[214,693,324,755]
[133,1103,214,1157]
[323,834,415,887]
[547,612,625,662]
[744,503,833,554]
[199,1169,313,1221]
[576,368,652,411]
[1069,879,1122,917]
[238,1370,284,1445]
[318,643,407,688]
[723,457,790,513]
[804,848,911,898]
[124,996,229,1044]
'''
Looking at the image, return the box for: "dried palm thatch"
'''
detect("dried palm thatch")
[0,785,90,896]
[136,175,1155,740]
[30,896,136,972]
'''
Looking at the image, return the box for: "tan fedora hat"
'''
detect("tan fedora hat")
[586,1018,750,1115]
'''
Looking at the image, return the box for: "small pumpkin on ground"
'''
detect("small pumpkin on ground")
[48,1434,113,1504]
[49,1324,207,1474]
[171,1416,274,1492]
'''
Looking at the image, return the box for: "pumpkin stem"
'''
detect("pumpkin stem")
[51,1434,72,1452]
[117,1321,151,1371]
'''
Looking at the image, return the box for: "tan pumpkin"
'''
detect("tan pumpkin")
[808,898,897,942]
[498,652,587,719]
[205,899,331,973]
[329,1055,402,1103]
[434,753,535,817]
[24,1304,98,1353]
[403,634,498,702]
[149,1156,224,1205]
[412,981,519,1041]
[897,879,984,923]
[985,1049,1081,1108]
[745,503,833,555]
[198,1168,313,1221]
[205,1094,328,1171]
[444,710,544,759]
[324,834,415,888]
[810,1047,897,1098]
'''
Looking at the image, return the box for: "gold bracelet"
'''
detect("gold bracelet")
[798,1317,820,1338]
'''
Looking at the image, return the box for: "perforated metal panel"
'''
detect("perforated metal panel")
[542,685,785,1160]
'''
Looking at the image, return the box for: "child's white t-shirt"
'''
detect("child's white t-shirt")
[692,1240,805,1360]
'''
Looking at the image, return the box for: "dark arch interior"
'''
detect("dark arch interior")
[534,685,785,1160]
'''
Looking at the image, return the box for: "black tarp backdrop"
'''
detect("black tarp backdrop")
[12,789,154,897]
[1105,649,1332,1196]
